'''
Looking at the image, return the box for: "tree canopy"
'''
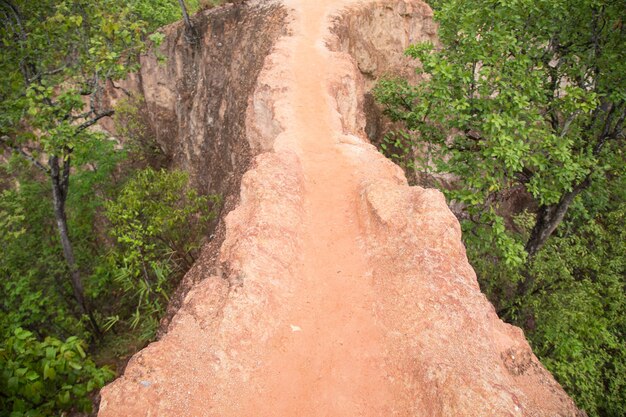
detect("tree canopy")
[375,0,625,414]
[0,1,219,414]
[377,0,624,261]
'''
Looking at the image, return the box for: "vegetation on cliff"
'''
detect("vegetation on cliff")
[375,0,625,414]
[1,0,623,415]
[0,1,221,414]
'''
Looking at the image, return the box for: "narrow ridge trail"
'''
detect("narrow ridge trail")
[99,0,584,415]
[230,0,401,414]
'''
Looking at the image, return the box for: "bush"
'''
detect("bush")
[101,168,220,338]
[113,96,167,169]
[0,328,114,416]
[374,0,625,413]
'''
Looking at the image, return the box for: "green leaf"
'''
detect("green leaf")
[45,347,56,360]
[58,389,70,404]
[8,376,19,390]
[75,343,86,359]
[25,370,39,381]
[43,363,56,380]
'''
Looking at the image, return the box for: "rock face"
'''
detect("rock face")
[99,0,583,416]
[103,1,288,205]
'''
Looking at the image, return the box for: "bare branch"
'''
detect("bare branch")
[560,111,580,138]
[75,110,114,133]
[110,80,132,97]
[0,135,50,173]
[0,0,25,40]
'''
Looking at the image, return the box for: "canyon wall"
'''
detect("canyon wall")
[99,1,584,415]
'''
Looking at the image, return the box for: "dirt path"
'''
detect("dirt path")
[232,0,401,414]
[99,2,585,415]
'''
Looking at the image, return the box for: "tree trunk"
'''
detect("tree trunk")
[177,0,192,30]
[49,155,101,337]
[524,176,591,258]
[177,0,197,43]
[517,176,592,300]
[525,204,568,258]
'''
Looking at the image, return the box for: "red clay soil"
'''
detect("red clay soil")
[98,0,584,415]
[230,1,398,413]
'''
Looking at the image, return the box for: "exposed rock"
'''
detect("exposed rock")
[102,1,290,323]
[330,0,437,87]
[102,0,288,212]
[99,0,583,415]
[329,1,439,181]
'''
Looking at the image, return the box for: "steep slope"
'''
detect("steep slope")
[99,0,583,415]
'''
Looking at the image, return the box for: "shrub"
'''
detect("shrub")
[101,168,220,339]
[0,328,114,416]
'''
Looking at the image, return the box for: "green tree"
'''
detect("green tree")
[374,0,625,414]
[0,138,125,340]
[0,1,218,414]
[525,199,626,416]
[375,0,625,262]
[0,0,153,334]
[0,179,80,340]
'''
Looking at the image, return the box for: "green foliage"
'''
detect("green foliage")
[0,328,114,416]
[375,0,625,414]
[102,168,220,338]
[1,0,149,138]
[526,203,626,416]
[0,141,218,414]
[66,134,128,242]
[113,96,167,168]
[0,180,81,339]
[0,1,222,415]
[457,149,626,417]
[127,0,187,31]
[123,0,228,32]
[0,0,161,335]
[375,0,625,261]
[0,137,125,340]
